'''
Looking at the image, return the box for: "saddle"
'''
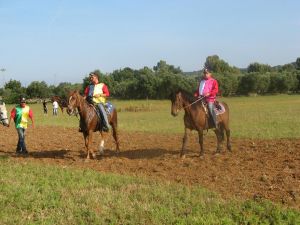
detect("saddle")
[201,101,226,129]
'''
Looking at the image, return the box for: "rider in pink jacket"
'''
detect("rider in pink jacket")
[194,68,219,128]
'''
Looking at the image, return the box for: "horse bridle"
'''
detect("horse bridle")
[178,95,205,111]
[68,94,81,120]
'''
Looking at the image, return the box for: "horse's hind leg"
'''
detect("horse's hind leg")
[225,126,231,151]
[180,128,188,157]
[198,130,204,156]
[214,128,223,154]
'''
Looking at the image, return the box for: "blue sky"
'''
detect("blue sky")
[0,0,299,86]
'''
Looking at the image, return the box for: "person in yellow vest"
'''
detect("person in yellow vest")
[9,97,34,154]
[84,72,110,132]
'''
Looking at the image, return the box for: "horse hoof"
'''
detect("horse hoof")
[92,153,96,159]
[180,154,186,159]
[84,158,90,163]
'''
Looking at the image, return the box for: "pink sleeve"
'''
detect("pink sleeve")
[211,80,219,96]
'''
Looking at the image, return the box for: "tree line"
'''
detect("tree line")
[1,55,300,103]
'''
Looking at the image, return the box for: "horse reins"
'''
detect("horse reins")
[179,96,205,111]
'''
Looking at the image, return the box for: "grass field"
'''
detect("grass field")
[0,157,299,225]
[1,94,300,224]
[6,94,300,139]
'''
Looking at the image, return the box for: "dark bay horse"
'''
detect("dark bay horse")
[67,90,120,160]
[170,90,231,157]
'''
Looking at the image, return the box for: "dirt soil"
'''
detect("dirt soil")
[1,126,299,209]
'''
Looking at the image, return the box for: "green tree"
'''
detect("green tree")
[53,82,76,99]
[111,68,135,82]
[280,63,295,72]
[3,79,25,103]
[215,74,239,96]
[268,72,298,93]
[4,79,22,91]
[204,55,240,74]
[247,62,272,73]
[135,67,160,99]
[26,81,50,98]
[238,73,270,95]
[154,60,182,75]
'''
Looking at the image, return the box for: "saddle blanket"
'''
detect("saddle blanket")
[214,103,226,115]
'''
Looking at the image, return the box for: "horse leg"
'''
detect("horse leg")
[180,128,188,157]
[224,125,231,151]
[83,132,90,161]
[198,130,204,156]
[98,133,105,156]
[84,132,94,161]
[112,123,120,153]
[214,128,223,154]
[88,132,96,159]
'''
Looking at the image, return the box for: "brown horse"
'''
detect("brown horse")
[51,96,68,113]
[170,90,231,157]
[66,90,120,160]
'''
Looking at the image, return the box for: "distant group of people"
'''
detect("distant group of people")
[42,99,59,116]
[7,67,219,155]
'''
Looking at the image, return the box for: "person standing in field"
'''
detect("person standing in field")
[42,100,48,115]
[194,68,219,128]
[52,100,59,116]
[84,72,110,132]
[8,97,34,155]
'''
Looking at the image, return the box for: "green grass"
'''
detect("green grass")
[7,94,299,139]
[0,158,299,225]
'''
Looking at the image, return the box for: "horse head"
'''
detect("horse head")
[170,90,184,117]
[67,90,81,115]
[0,102,9,127]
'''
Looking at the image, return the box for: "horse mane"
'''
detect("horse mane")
[176,89,197,103]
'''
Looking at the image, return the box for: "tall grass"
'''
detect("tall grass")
[5,94,300,138]
[0,158,299,225]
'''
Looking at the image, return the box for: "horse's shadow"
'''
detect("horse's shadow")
[29,149,72,159]
[102,148,178,160]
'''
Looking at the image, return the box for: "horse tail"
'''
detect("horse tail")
[111,108,120,151]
